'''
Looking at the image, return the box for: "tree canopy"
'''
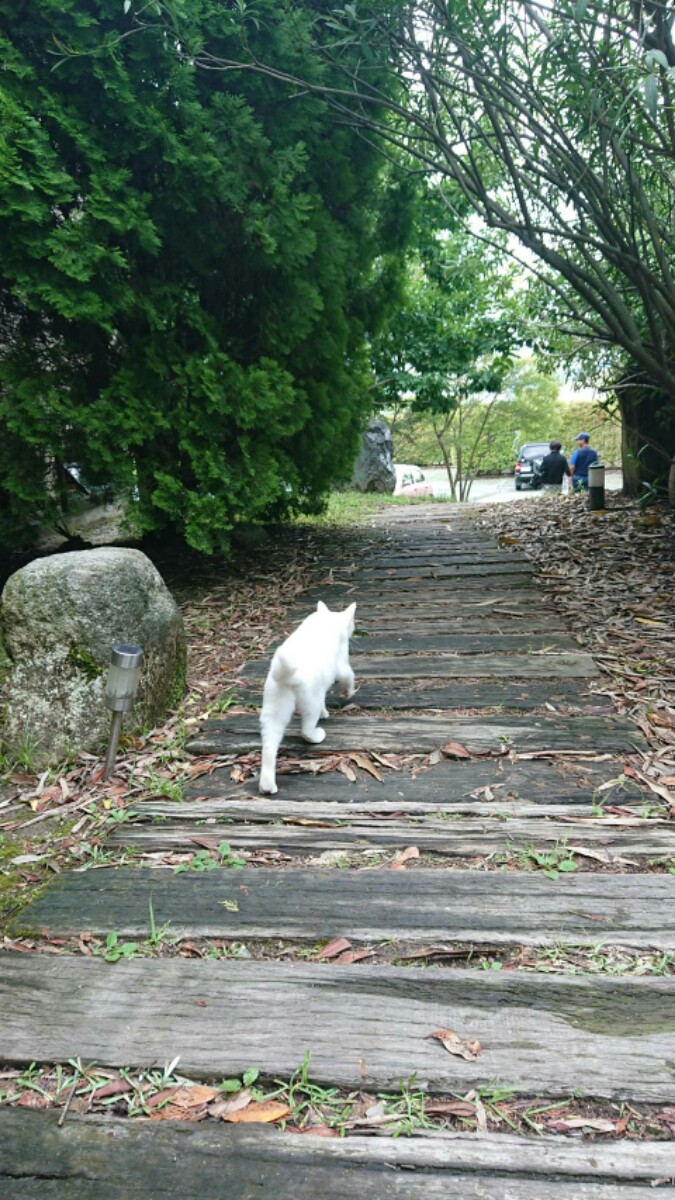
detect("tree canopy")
[190,0,675,491]
[0,0,411,551]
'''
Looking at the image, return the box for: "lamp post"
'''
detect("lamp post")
[103,643,143,781]
[588,462,606,511]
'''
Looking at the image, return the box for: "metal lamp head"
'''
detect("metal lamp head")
[105,643,143,713]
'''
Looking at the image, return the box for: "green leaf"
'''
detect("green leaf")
[219,1078,242,1093]
[643,75,658,119]
[242,1067,259,1086]
[645,49,669,71]
[558,860,579,872]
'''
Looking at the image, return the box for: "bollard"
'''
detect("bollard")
[588,462,605,511]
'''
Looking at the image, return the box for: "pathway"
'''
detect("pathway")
[2,505,674,1195]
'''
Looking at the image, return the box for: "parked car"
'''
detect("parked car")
[394,464,435,497]
[514,442,550,490]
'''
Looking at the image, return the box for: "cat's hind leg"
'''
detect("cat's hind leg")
[296,686,327,744]
[259,680,295,794]
[336,662,355,699]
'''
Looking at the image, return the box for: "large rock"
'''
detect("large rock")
[1,548,186,766]
[352,418,396,493]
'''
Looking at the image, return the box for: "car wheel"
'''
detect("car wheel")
[515,482,522,490]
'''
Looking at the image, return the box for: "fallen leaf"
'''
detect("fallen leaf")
[91,1078,134,1101]
[209,1089,252,1118]
[145,1087,180,1110]
[171,1085,218,1109]
[317,936,352,960]
[149,1104,206,1122]
[347,752,383,781]
[334,949,375,964]
[549,1117,617,1133]
[337,760,357,782]
[17,1091,52,1110]
[440,742,471,759]
[429,1029,482,1060]
[425,1099,477,1117]
[223,1100,291,1124]
[389,845,420,868]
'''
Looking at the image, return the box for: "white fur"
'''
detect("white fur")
[259,601,356,795]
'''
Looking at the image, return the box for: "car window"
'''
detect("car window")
[414,470,424,482]
[402,473,413,486]
[521,444,549,458]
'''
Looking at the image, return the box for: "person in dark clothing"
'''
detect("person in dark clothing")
[537,441,571,493]
[569,433,598,491]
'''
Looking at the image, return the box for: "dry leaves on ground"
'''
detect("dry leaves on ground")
[476,495,675,803]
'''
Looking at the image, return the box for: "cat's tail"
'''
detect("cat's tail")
[259,670,296,795]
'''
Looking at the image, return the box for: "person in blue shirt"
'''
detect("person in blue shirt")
[569,433,598,491]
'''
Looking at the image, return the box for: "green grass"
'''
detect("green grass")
[295,490,442,527]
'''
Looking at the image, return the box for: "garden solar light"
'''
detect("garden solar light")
[103,643,143,781]
[588,462,606,512]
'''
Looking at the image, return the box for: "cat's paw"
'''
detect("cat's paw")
[259,774,278,795]
[321,706,329,719]
[302,726,326,744]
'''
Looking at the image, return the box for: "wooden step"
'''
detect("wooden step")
[237,678,608,711]
[253,632,576,656]
[107,815,674,858]
[240,652,595,681]
[329,652,593,679]
[301,577,536,603]
[20,867,675,949]
[2,954,673,1099]
[183,758,637,807]
[185,713,639,756]
[2,1112,671,1199]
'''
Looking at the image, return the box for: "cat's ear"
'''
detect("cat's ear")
[344,602,356,628]
[317,601,329,614]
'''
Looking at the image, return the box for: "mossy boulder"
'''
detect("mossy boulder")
[1,548,186,766]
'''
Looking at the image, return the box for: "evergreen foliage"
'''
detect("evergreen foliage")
[0,0,410,551]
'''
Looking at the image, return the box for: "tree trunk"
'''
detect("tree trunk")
[616,377,675,501]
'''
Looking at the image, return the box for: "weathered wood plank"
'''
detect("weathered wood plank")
[333,561,531,580]
[331,559,530,578]
[311,594,549,614]
[352,612,566,631]
[21,867,675,948]
[186,713,639,755]
[2,955,674,1099]
[135,798,617,821]
[107,816,674,857]
[184,758,637,807]
[237,678,608,710]
[301,577,536,603]
[244,632,575,660]
[1,1113,671,1200]
[325,652,593,679]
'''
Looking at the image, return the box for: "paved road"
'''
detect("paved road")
[422,467,623,503]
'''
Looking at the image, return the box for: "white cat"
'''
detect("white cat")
[259,600,356,795]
